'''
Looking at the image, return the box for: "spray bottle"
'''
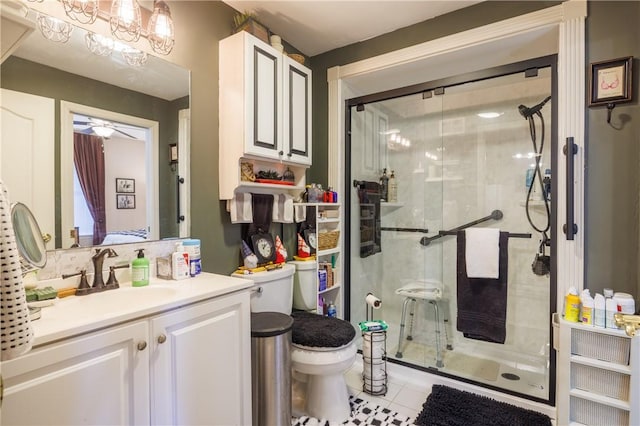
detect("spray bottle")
[580,289,594,325]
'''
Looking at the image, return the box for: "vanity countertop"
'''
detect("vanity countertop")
[30,273,253,347]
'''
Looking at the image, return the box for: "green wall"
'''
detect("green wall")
[585,1,640,296]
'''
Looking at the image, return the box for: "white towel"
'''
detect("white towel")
[294,204,307,223]
[272,193,294,223]
[1,180,34,360]
[465,228,500,279]
[227,192,253,224]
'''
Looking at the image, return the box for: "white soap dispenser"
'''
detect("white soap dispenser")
[172,242,190,280]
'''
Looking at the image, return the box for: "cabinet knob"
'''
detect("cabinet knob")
[137,341,148,351]
[287,152,292,157]
[157,334,167,344]
[279,150,284,156]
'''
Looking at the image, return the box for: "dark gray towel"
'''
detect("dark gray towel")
[456,230,509,344]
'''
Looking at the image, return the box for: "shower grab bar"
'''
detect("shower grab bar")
[563,137,578,240]
[419,210,503,246]
[438,231,532,239]
[381,227,429,233]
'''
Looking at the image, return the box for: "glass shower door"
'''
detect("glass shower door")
[347,62,554,402]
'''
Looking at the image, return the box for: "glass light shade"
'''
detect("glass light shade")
[110,0,142,42]
[36,14,74,43]
[147,0,175,55]
[121,46,148,67]
[93,126,115,138]
[85,32,115,56]
[61,0,99,24]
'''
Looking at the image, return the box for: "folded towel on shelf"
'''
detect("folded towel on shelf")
[465,227,500,279]
[272,193,294,223]
[456,230,509,344]
[294,204,307,223]
[227,192,252,224]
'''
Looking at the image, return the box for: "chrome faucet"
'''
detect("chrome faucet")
[91,248,118,291]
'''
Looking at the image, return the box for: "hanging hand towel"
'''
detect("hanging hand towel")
[465,227,500,279]
[456,230,509,344]
[272,193,294,223]
[1,179,34,360]
[294,204,307,223]
[227,192,252,224]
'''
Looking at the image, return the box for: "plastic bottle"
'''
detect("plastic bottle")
[388,170,398,203]
[132,249,150,287]
[183,239,201,277]
[379,169,389,201]
[327,302,337,318]
[172,242,190,280]
[593,293,606,327]
[563,286,580,322]
[580,289,594,325]
[605,291,618,329]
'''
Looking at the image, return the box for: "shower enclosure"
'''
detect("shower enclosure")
[346,57,557,403]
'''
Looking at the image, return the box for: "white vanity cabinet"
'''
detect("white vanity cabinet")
[1,320,151,425]
[219,31,312,200]
[1,291,251,426]
[150,291,251,425]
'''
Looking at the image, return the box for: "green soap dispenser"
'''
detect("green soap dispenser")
[132,249,150,287]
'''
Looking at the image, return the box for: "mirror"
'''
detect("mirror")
[0,4,190,249]
[11,202,47,270]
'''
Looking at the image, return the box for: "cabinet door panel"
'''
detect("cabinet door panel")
[283,58,312,165]
[150,292,251,426]
[247,40,281,158]
[1,321,149,425]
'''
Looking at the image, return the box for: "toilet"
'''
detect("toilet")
[234,264,357,423]
[290,260,317,311]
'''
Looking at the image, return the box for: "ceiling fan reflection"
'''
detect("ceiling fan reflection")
[73,117,138,139]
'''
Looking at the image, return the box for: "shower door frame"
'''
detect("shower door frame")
[344,55,558,405]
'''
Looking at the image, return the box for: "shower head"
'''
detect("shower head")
[518,96,552,119]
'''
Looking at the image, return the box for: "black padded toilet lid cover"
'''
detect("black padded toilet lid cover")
[291,311,356,348]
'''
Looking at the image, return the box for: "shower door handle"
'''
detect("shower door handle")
[176,175,185,223]
[563,137,578,240]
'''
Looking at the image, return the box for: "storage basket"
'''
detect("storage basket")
[234,18,269,44]
[571,363,630,400]
[571,329,630,365]
[318,230,339,250]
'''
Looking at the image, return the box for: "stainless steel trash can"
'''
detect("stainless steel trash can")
[251,312,294,426]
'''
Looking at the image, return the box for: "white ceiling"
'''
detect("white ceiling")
[222,1,483,56]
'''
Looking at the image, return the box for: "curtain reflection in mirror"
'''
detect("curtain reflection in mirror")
[73,133,106,245]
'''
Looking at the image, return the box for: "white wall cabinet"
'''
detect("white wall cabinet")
[1,291,251,426]
[297,202,343,317]
[557,318,639,426]
[219,31,312,200]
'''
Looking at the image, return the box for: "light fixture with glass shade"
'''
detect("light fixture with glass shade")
[85,32,115,56]
[92,125,115,138]
[61,0,99,24]
[121,46,148,67]
[36,13,74,43]
[110,0,142,42]
[147,0,175,55]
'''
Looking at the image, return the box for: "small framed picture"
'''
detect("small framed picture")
[589,56,633,106]
[116,178,135,193]
[117,194,136,209]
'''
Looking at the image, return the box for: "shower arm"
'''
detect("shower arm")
[420,210,504,246]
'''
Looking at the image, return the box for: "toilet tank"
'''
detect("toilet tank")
[232,264,295,314]
[290,260,317,311]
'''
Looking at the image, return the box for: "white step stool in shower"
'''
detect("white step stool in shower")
[394,279,450,368]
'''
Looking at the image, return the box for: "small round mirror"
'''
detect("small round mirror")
[11,202,47,269]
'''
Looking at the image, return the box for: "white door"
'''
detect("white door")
[150,292,252,426]
[0,89,55,247]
